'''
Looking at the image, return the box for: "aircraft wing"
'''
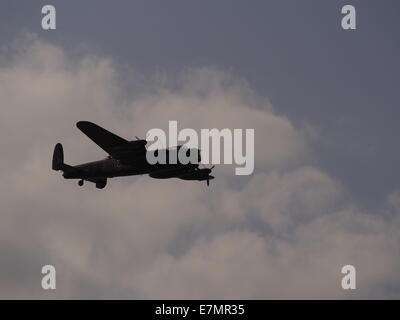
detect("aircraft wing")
[76,121,147,160]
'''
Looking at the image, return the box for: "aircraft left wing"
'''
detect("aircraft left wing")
[76,121,147,160]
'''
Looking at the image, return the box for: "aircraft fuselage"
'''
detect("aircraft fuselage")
[63,153,198,179]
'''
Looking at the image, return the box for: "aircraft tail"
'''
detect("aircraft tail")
[52,143,64,171]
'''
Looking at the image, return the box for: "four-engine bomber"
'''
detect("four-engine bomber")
[52,121,215,189]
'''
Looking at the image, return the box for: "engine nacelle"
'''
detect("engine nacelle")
[147,147,201,166]
[179,168,211,181]
[149,167,187,179]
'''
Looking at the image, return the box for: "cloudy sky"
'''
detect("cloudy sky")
[0,1,399,298]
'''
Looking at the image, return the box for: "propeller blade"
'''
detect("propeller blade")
[207,178,210,187]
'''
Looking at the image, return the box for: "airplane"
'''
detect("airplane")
[52,121,215,189]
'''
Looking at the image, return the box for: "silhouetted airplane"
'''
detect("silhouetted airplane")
[52,121,215,189]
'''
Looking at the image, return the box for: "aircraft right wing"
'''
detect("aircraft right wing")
[76,121,147,160]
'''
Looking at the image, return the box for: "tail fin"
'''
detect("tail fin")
[52,143,64,171]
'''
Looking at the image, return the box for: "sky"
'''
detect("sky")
[0,1,399,298]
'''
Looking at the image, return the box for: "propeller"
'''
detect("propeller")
[206,165,215,187]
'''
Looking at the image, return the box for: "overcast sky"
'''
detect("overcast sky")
[0,1,399,298]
